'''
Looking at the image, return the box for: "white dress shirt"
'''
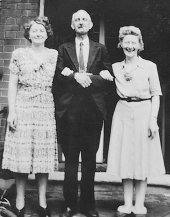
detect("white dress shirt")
[75,37,89,72]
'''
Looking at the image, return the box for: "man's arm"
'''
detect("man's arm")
[55,45,75,83]
[88,45,114,89]
[52,45,75,103]
[53,44,92,95]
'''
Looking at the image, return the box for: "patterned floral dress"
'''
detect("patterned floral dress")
[2,47,58,174]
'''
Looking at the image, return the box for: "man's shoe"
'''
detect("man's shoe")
[60,207,76,217]
[86,210,99,217]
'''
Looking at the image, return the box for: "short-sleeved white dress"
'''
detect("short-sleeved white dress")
[2,47,58,174]
[107,57,165,180]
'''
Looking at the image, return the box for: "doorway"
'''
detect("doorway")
[44,0,170,172]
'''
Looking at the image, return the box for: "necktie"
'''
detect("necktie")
[79,42,85,72]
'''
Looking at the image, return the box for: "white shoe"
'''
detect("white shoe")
[117,205,132,214]
[132,206,147,214]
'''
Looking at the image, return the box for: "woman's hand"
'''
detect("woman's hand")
[148,117,159,139]
[61,67,73,76]
[7,112,17,132]
[100,70,113,81]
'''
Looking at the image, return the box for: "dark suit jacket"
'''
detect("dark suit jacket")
[53,39,113,120]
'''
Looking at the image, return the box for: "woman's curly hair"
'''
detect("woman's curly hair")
[117,26,144,52]
[24,16,53,42]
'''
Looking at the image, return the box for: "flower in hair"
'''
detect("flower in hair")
[36,16,49,25]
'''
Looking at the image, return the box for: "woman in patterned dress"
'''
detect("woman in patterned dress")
[2,17,58,217]
[101,26,165,215]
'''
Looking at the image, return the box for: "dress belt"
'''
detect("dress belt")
[119,97,151,102]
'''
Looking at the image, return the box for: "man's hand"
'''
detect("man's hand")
[61,67,73,76]
[100,70,113,81]
[148,117,159,139]
[74,73,92,88]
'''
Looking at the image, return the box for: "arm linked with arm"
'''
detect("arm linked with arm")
[88,45,114,91]
[54,45,92,91]
[55,45,75,83]
[52,45,77,102]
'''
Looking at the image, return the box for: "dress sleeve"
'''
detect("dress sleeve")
[50,49,58,66]
[54,50,58,65]
[112,63,117,77]
[9,49,21,75]
[149,63,162,96]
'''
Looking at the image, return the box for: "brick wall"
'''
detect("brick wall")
[0,0,39,152]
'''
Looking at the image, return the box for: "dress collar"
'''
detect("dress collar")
[121,56,145,69]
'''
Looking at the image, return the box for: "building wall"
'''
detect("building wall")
[0,1,169,174]
[0,0,39,156]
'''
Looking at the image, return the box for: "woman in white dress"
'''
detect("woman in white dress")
[101,26,165,215]
[2,17,58,217]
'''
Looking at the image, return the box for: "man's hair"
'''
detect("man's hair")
[71,9,92,28]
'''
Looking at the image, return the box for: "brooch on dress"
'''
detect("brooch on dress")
[123,71,133,81]
[123,64,138,82]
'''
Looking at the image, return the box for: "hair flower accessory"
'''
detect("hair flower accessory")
[23,23,31,30]
[36,16,50,25]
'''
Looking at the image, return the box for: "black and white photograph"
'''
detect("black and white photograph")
[0,0,170,217]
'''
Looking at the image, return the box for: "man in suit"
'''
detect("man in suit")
[53,10,113,217]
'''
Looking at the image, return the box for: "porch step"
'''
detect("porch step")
[28,172,170,187]
[2,179,170,217]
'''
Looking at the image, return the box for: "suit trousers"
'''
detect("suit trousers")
[58,94,103,212]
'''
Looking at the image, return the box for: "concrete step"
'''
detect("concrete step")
[29,172,170,187]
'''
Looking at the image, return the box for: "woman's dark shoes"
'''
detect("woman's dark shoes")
[13,206,25,217]
[38,205,51,217]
